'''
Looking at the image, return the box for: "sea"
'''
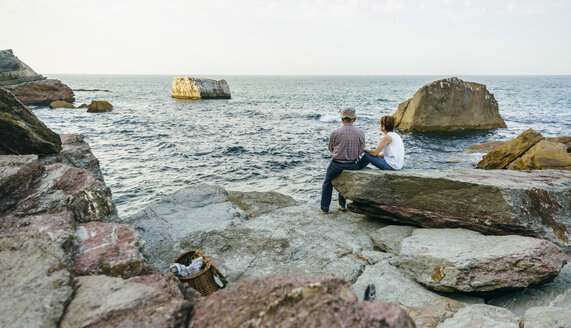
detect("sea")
[32,75,571,218]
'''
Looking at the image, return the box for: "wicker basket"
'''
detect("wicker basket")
[173,249,225,297]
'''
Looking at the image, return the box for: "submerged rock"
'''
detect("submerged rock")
[0,87,62,155]
[333,169,571,247]
[189,274,415,328]
[60,274,191,328]
[49,100,75,109]
[86,100,113,112]
[437,304,520,328]
[398,229,565,293]
[171,77,231,99]
[0,233,73,328]
[393,77,506,132]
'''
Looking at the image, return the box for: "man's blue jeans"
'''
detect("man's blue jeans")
[358,153,396,170]
[320,160,360,212]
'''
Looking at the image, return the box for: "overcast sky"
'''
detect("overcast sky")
[1,0,570,75]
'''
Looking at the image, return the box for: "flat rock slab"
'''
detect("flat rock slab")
[399,229,565,292]
[189,274,415,328]
[227,190,297,218]
[437,304,520,328]
[72,222,148,278]
[0,233,73,328]
[60,273,191,328]
[521,306,571,328]
[370,225,416,254]
[334,169,571,247]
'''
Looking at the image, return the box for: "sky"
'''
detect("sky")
[1,0,570,75]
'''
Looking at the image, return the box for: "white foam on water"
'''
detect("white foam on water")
[319,114,340,123]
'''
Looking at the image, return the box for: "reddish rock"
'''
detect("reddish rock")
[73,222,148,278]
[190,274,416,328]
[0,211,75,248]
[0,154,44,214]
[4,79,75,105]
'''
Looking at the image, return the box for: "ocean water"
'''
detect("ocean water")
[32,75,571,217]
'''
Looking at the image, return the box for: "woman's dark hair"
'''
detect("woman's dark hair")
[381,115,395,132]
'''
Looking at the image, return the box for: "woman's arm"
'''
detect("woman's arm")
[365,134,392,156]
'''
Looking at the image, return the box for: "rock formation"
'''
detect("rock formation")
[171,77,231,99]
[49,100,75,109]
[0,49,75,105]
[477,129,571,170]
[189,274,416,328]
[332,169,571,247]
[86,100,113,112]
[0,87,62,154]
[393,77,506,132]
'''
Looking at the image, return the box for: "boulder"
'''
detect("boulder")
[0,154,44,213]
[0,233,73,328]
[0,87,62,155]
[333,169,571,247]
[477,128,544,169]
[0,211,75,248]
[40,134,106,182]
[49,100,75,109]
[4,79,75,105]
[72,222,148,278]
[352,261,465,328]
[227,190,297,218]
[189,274,415,328]
[508,139,571,170]
[521,306,571,328]
[0,49,45,86]
[399,229,565,293]
[60,273,191,328]
[86,100,113,112]
[392,77,506,132]
[370,225,416,254]
[78,103,88,108]
[171,77,231,99]
[464,141,506,154]
[437,304,520,328]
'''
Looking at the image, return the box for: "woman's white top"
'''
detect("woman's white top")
[384,132,404,170]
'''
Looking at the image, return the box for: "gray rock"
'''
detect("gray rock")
[353,261,464,327]
[393,77,506,132]
[436,304,520,328]
[123,184,246,270]
[0,233,73,328]
[60,274,191,328]
[370,225,416,254]
[0,88,62,155]
[333,169,571,247]
[399,229,565,292]
[0,49,45,86]
[521,306,571,328]
[171,77,231,99]
[227,190,297,218]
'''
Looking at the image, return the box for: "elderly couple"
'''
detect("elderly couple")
[320,108,405,214]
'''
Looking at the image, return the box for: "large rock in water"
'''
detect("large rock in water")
[477,128,544,169]
[333,169,571,247]
[189,274,416,328]
[171,77,231,99]
[508,139,571,170]
[398,229,565,293]
[86,100,113,113]
[0,88,62,155]
[393,77,506,132]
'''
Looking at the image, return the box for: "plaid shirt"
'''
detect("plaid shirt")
[328,123,365,161]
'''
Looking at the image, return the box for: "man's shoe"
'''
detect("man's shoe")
[338,206,347,211]
[320,209,328,214]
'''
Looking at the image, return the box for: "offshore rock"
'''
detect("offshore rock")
[0,87,62,155]
[508,139,571,170]
[49,100,75,109]
[521,306,571,328]
[437,304,519,328]
[352,260,464,328]
[4,79,75,105]
[0,233,73,328]
[72,222,148,278]
[60,273,191,328]
[0,49,45,86]
[392,77,506,132]
[227,190,297,218]
[189,274,416,328]
[333,169,571,247]
[171,77,231,99]
[399,229,565,293]
[86,100,113,113]
[477,128,544,169]
[39,134,106,182]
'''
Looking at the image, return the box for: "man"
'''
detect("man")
[320,107,365,213]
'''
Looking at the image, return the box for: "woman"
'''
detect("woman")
[359,115,404,170]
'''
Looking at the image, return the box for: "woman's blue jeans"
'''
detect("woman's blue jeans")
[358,153,395,170]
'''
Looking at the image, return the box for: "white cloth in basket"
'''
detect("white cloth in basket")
[169,256,204,277]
